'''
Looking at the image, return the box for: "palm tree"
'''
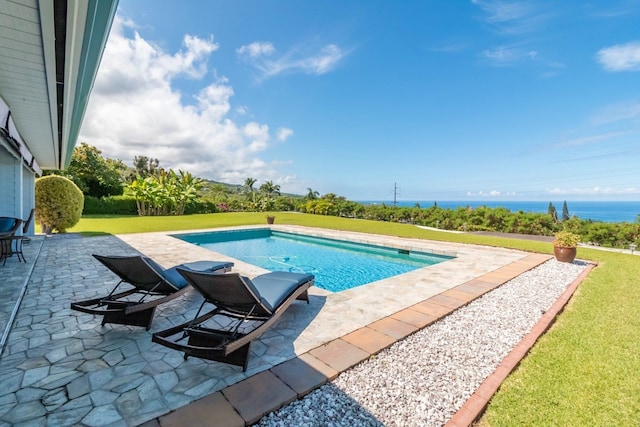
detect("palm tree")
[244,177,257,201]
[209,183,229,201]
[257,181,281,212]
[306,188,320,200]
[260,181,281,198]
[243,177,257,193]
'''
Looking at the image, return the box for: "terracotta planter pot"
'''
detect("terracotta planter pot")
[554,245,577,263]
[266,216,275,224]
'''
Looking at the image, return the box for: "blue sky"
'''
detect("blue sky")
[79,1,640,202]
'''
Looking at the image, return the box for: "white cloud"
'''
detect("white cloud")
[80,15,293,187]
[588,4,639,19]
[194,78,234,122]
[555,131,629,147]
[237,42,347,81]
[472,0,548,35]
[481,46,538,65]
[304,45,345,74]
[547,186,640,195]
[236,41,275,58]
[597,41,640,71]
[243,122,270,152]
[591,100,640,125]
[473,1,558,72]
[277,127,294,142]
[466,190,508,197]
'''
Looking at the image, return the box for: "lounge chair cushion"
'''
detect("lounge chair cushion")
[249,272,314,312]
[160,260,234,289]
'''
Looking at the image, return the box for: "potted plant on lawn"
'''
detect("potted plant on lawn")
[266,215,276,224]
[553,230,580,263]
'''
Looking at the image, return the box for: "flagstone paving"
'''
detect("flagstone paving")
[0,226,533,426]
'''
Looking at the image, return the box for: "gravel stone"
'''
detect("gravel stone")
[254,259,587,427]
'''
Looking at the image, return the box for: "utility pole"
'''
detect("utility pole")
[393,182,399,207]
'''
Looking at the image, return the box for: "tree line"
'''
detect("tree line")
[48,143,640,248]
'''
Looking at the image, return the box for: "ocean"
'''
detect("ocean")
[357,200,640,223]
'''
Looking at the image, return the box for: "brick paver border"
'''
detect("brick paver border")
[142,254,594,427]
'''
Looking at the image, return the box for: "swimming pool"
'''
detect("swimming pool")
[173,228,453,292]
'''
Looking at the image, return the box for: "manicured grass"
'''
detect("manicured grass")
[68,212,640,425]
[71,212,550,250]
[67,212,281,235]
[480,249,640,426]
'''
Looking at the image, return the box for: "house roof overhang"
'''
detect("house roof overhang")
[0,0,118,171]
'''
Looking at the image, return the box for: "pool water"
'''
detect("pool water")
[174,229,453,293]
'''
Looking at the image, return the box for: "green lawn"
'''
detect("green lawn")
[70,213,640,425]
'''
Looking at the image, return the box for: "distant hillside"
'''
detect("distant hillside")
[201,179,303,198]
[202,179,243,193]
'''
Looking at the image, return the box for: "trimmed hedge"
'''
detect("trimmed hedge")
[184,199,219,214]
[84,196,220,215]
[84,196,137,215]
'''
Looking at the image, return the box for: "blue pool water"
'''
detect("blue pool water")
[174,229,453,292]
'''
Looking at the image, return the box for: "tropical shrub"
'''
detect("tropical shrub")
[580,222,639,247]
[274,196,296,212]
[304,199,337,215]
[128,169,203,216]
[35,175,84,233]
[228,199,244,211]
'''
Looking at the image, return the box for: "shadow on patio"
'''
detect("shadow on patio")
[0,234,324,426]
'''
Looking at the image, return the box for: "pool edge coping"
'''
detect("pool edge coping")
[171,226,457,294]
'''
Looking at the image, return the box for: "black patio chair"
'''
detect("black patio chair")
[21,208,35,243]
[0,217,23,265]
[70,254,234,330]
[152,269,314,371]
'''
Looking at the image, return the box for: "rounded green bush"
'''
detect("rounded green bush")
[35,175,84,233]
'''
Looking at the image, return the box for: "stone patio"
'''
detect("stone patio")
[0,225,539,426]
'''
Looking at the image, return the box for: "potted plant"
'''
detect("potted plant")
[266,215,276,224]
[553,230,580,263]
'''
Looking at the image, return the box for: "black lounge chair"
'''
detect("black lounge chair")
[70,254,234,330]
[152,269,314,371]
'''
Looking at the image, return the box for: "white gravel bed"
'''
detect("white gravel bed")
[255,259,588,427]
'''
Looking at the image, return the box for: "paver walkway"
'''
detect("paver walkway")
[0,226,588,426]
